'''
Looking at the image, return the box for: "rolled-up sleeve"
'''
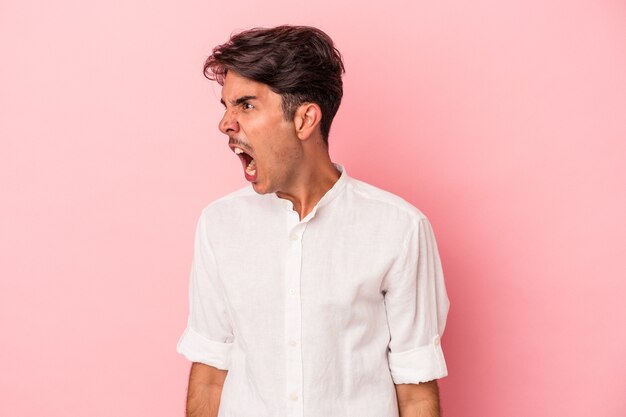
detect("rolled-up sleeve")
[176,209,234,370]
[382,216,450,384]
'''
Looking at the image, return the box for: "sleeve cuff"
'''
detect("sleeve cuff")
[176,326,234,370]
[388,335,448,384]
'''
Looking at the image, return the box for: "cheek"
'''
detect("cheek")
[248,115,297,164]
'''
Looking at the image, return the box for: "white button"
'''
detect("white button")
[288,288,295,295]
[289,393,299,401]
[288,340,297,347]
[290,233,299,241]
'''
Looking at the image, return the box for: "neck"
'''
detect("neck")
[275,152,340,221]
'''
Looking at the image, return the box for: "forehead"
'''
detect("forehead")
[221,71,272,101]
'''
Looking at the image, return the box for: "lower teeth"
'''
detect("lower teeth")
[246,160,256,175]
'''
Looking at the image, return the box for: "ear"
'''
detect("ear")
[294,102,322,140]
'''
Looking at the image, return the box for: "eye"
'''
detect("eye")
[242,102,254,110]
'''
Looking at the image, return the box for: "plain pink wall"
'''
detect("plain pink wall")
[1,0,625,415]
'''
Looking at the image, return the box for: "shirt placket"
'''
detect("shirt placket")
[284,210,307,417]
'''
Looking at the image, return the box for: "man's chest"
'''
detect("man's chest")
[213,220,400,320]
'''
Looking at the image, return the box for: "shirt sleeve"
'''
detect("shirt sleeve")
[382,216,450,384]
[176,209,235,370]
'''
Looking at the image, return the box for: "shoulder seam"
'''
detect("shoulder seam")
[347,180,427,221]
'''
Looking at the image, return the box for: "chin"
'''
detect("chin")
[251,181,270,195]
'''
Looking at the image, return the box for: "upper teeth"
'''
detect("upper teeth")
[234,147,244,154]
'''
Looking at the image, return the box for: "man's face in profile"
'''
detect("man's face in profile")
[219,71,304,195]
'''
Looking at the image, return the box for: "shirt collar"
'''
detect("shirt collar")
[273,162,348,218]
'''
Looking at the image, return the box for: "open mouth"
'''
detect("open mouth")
[233,147,257,181]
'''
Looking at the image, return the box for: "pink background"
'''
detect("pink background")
[1,0,625,416]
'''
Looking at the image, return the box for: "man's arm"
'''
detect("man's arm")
[185,362,228,417]
[395,380,441,417]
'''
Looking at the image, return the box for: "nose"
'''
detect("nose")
[219,107,239,134]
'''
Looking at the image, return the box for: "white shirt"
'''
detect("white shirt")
[177,162,449,417]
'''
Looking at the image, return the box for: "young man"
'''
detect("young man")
[177,25,450,417]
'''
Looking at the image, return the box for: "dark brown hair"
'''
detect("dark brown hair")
[204,25,345,144]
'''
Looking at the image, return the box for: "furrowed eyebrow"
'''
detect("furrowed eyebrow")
[233,95,257,106]
[220,95,257,108]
